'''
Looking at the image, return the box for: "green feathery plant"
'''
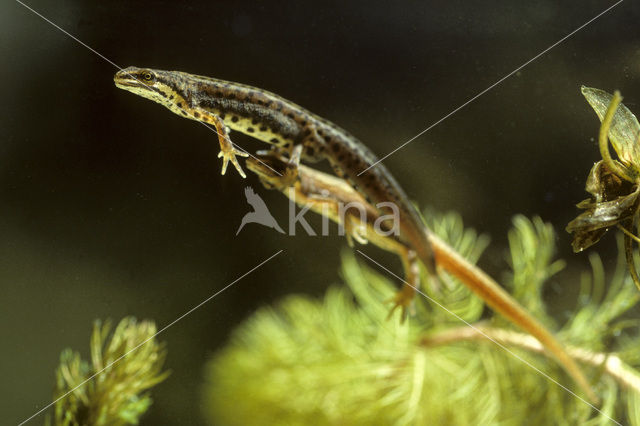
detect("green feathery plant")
[48,317,169,426]
[203,212,640,425]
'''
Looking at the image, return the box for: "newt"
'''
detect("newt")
[113,66,436,302]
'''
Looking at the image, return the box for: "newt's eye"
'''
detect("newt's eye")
[142,72,154,82]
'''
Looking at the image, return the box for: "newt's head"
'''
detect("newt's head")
[114,66,187,108]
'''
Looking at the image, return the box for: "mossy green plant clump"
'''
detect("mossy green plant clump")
[49,317,169,426]
[203,212,640,425]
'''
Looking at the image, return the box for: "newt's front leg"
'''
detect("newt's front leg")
[201,111,248,178]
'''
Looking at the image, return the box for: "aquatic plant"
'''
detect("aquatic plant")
[567,87,640,290]
[203,212,640,425]
[49,317,169,426]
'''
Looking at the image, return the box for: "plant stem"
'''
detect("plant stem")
[420,325,640,394]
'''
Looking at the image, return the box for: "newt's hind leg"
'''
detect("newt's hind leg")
[386,249,421,322]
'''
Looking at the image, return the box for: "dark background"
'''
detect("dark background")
[3,1,640,424]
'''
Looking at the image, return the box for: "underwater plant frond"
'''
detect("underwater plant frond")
[50,317,169,426]
[624,216,640,291]
[563,234,640,350]
[581,87,640,180]
[596,90,635,183]
[504,215,565,327]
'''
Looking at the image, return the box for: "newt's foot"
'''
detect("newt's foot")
[385,287,415,323]
[218,145,249,178]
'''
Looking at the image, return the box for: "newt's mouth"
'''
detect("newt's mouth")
[113,70,143,89]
